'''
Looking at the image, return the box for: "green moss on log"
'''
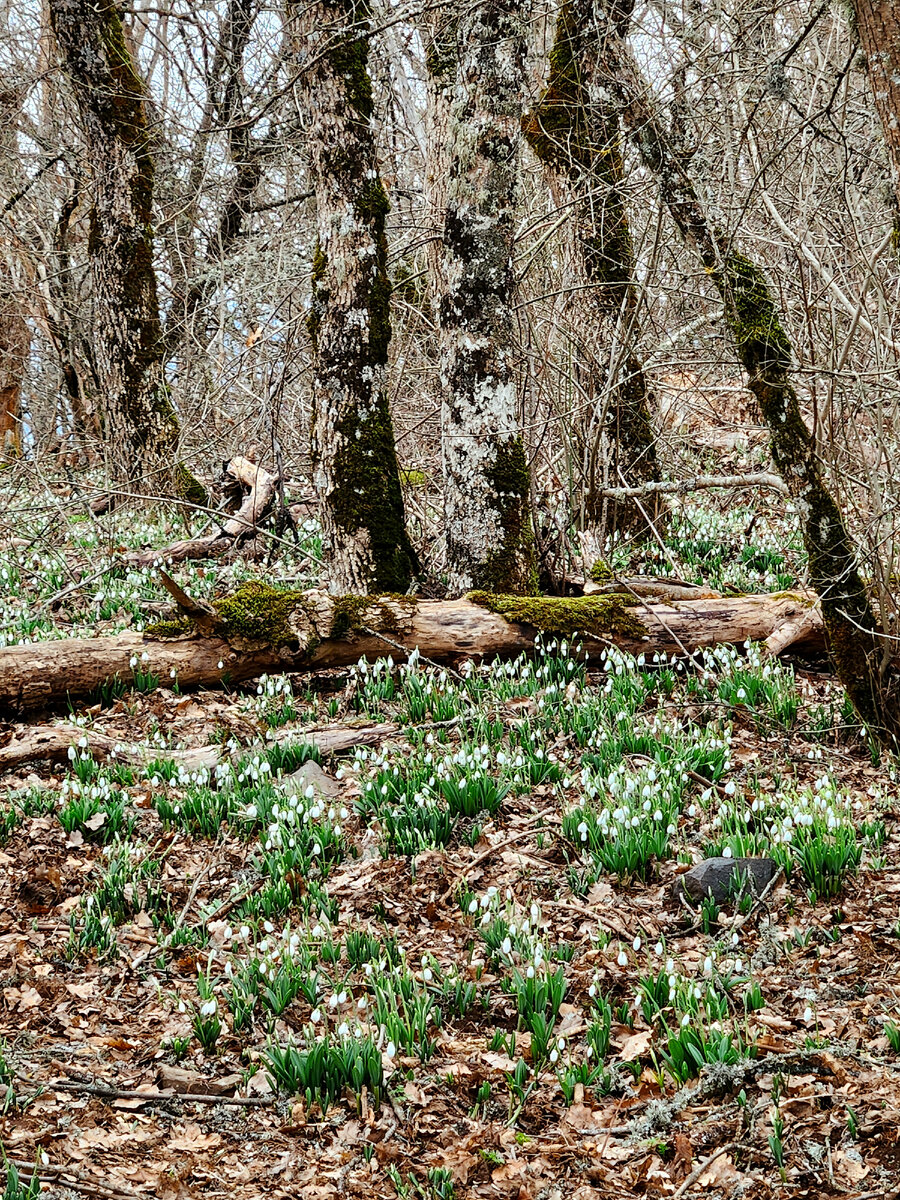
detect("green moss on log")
[213,581,304,646]
[329,593,418,639]
[469,591,649,640]
[144,616,194,639]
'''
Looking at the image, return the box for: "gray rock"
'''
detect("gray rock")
[675,856,779,905]
[280,759,341,802]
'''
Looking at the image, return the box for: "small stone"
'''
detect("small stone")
[675,856,779,905]
[280,759,341,801]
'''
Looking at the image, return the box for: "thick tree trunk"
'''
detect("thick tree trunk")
[0,584,822,714]
[438,0,538,595]
[850,0,900,219]
[290,0,415,595]
[595,0,899,743]
[47,0,192,494]
[523,0,665,539]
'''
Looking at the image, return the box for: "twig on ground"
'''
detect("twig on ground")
[25,1076,275,1107]
[671,1142,737,1198]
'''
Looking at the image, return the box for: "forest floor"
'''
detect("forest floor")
[1,466,899,1200]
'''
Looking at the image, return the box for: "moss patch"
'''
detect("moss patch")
[475,437,539,595]
[469,591,649,640]
[144,616,194,640]
[213,581,304,647]
[589,559,614,584]
[329,593,418,639]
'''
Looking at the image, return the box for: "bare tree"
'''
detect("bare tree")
[439,0,538,594]
[850,0,900,219]
[595,0,898,743]
[523,0,664,540]
[290,0,415,594]
[47,0,201,497]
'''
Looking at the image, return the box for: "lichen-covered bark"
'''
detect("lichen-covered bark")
[849,0,900,227]
[439,0,538,595]
[594,0,899,743]
[291,0,415,595]
[523,0,664,537]
[421,10,458,303]
[48,0,186,491]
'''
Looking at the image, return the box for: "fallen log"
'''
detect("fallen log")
[0,720,397,775]
[0,583,823,715]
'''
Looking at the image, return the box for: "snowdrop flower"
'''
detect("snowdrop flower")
[549,1048,559,1064]
[654,941,664,956]
[632,935,641,952]
[803,1006,814,1023]
[703,956,713,975]
[200,999,217,1017]
[501,937,512,956]
[617,949,628,966]
[722,846,733,859]
[310,1008,321,1023]
[385,1041,396,1059]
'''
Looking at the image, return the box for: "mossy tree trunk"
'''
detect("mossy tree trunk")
[48,0,189,494]
[595,0,899,743]
[848,0,900,224]
[523,0,664,539]
[438,0,538,596]
[290,0,415,595]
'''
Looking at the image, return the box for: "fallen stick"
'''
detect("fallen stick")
[0,719,398,773]
[0,585,825,716]
[39,1077,275,1106]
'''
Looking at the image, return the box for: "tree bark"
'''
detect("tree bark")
[47,0,199,497]
[438,0,538,595]
[0,280,27,456]
[290,0,415,595]
[849,0,900,219]
[0,585,823,714]
[594,0,899,743]
[523,0,665,538]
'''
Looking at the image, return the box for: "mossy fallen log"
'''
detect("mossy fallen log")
[0,583,824,715]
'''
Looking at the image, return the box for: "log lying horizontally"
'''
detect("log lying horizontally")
[0,584,823,715]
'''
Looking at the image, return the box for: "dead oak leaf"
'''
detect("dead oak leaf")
[167,1123,223,1152]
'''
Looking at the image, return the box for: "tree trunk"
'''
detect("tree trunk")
[421,9,457,303]
[523,0,665,539]
[438,0,538,595]
[595,0,899,744]
[47,0,197,496]
[290,0,415,595]
[0,583,823,714]
[849,0,900,219]
[0,279,27,457]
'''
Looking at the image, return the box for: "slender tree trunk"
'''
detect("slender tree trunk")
[849,1,900,220]
[594,0,899,743]
[0,282,27,457]
[421,10,457,304]
[524,0,664,539]
[439,0,538,594]
[290,0,415,595]
[48,0,194,495]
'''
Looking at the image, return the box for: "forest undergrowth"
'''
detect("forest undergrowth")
[0,495,898,1200]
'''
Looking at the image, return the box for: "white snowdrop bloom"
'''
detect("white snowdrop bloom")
[501,937,512,956]
[338,1022,350,1037]
[312,924,324,938]
[703,956,713,974]
[468,899,478,914]
[731,932,739,946]
[803,1006,814,1022]
[264,921,274,933]
[632,935,641,952]
[328,993,339,1009]
[654,941,663,957]
[617,950,628,966]
[666,957,674,973]
[385,1041,396,1059]
[549,1049,559,1064]
[588,983,597,998]
[200,999,217,1017]
[67,745,76,761]
[722,846,733,859]
[259,962,268,976]
[310,1008,321,1023]
[357,996,367,1010]
[527,965,535,979]
[177,1000,186,1014]
[681,1014,691,1027]
[734,959,743,972]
